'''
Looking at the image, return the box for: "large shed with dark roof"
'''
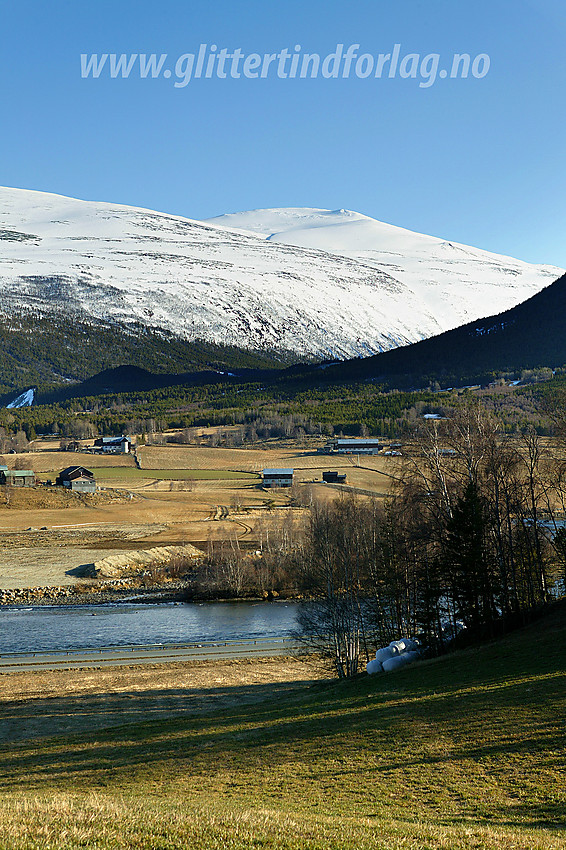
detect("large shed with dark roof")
[56,466,96,493]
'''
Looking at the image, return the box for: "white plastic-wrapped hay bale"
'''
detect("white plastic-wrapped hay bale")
[375,646,396,662]
[389,638,419,654]
[382,654,412,673]
[366,658,383,675]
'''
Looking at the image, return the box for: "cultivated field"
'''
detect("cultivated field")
[138,442,398,478]
[91,467,259,482]
[0,442,398,588]
[8,449,136,473]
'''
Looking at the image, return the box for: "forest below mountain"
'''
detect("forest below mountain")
[0,310,295,397]
[0,365,563,445]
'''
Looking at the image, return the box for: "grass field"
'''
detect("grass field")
[18,450,137,472]
[1,603,564,848]
[90,467,260,481]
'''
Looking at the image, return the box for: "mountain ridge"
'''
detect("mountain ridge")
[0,187,561,363]
[321,271,566,387]
[21,269,566,407]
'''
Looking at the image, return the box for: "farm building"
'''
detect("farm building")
[56,466,96,493]
[60,440,81,452]
[0,469,36,487]
[94,436,132,454]
[262,468,294,488]
[322,471,347,484]
[319,438,383,455]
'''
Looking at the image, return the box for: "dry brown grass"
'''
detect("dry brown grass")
[0,442,398,589]
[138,443,394,473]
[18,450,136,473]
[0,656,324,743]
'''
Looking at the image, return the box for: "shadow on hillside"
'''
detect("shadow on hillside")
[496,799,566,830]
[0,675,323,746]
[0,671,563,813]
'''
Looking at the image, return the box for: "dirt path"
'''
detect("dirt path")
[0,656,326,744]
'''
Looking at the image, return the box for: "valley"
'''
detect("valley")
[0,438,395,591]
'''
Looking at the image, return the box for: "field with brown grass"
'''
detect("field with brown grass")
[0,442,397,589]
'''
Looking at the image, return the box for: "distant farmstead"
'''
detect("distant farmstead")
[94,436,132,454]
[56,466,96,493]
[319,438,383,455]
[0,468,36,487]
[262,468,294,488]
[322,471,347,483]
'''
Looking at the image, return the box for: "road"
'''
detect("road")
[0,637,300,672]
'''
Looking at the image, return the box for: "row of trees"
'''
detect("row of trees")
[296,404,565,677]
[178,512,306,599]
[157,400,564,678]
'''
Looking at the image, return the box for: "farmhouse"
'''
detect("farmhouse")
[94,436,132,454]
[0,469,36,487]
[56,466,96,493]
[320,438,383,455]
[322,471,347,483]
[61,440,81,452]
[262,468,294,488]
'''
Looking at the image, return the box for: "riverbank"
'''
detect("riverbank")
[0,579,189,606]
[0,579,294,607]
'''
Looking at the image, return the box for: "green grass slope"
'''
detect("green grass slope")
[0,603,564,849]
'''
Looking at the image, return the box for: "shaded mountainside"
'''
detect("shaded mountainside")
[23,270,566,406]
[5,271,566,408]
[36,363,279,404]
[322,271,566,387]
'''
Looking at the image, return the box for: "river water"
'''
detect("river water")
[0,600,301,655]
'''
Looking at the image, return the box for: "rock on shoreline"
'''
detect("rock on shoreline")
[0,580,190,607]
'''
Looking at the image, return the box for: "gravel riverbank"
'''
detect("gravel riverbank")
[0,581,290,607]
[0,580,191,607]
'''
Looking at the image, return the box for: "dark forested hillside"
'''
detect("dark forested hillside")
[0,311,297,396]
[323,272,566,387]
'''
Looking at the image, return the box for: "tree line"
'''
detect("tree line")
[294,403,565,677]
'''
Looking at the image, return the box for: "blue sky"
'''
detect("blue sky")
[0,0,564,266]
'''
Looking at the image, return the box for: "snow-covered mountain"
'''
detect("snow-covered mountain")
[204,208,564,336]
[0,187,561,360]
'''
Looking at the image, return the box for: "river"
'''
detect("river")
[0,600,301,655]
